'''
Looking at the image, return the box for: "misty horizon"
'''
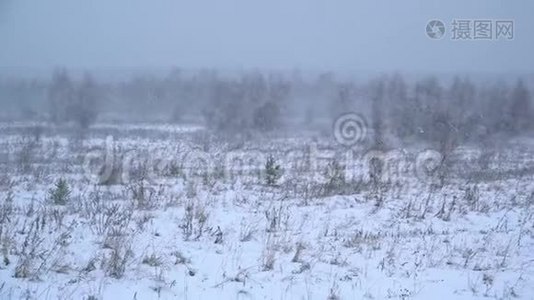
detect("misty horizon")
[1,0,533,74]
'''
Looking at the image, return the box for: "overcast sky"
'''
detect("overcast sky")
[0,0,532,74]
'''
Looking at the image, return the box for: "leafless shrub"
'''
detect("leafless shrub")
[163,192,183,209]
[261,246,275,271]
[0,224,15,269]
[81,256,98,274]
[134,213,153,231]
[322,159,346,196]
[23,197,36,217]
[291,242,305,263]
[103,235,133,279]
[171,250,190,265]
[128,157,152,183]
[291,261,311,274]
[194,205,209,239]
[464,185,480,211]
[343,230,382,251]
[14,216,45,278]
[378,244,397,277]
[435,196,457,221]
[213,226,223,244]
[462,248,478,268]
[419,191,434,219]
[102,219,132,250]
[239,220,257,242]
[482,273,494,296]
[190,130,213,152]
[0,173,14,191]
[165,160,184,178]
[80,188,133,236]
[14,215,74,279]
[0,192,14,225]
[181,201,194,240]
[0,208,15,269]
[17,137,38,174]
[329,252,349,267]
[327,281,341,300]
[185,180,197,199]
[93,202,132,236]
[228,268,250,283]
[45,207,67,231]
[400,198,415,219]
[142,253,163,267]
[128,182,159,210]
[180,200,209,241]
[214,267,251,287]
[264,202,289,233]
[282,179,318,205]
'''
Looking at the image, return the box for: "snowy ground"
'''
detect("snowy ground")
[0,122,533,300]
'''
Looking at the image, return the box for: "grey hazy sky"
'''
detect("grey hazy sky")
[0,0,532,73]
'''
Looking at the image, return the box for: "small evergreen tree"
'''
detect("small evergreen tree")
[49,178,70,205]
[265,155,281,186]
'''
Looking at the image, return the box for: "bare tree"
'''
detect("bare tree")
[253,101,281,131]
[47,70,99,128]
[48,69,74,124]
[71,73,99,129]
[447,76,476,140]
[387,73,412,137]
[508,79,532,132]
[370,78,386,150]
[330,83,353,119]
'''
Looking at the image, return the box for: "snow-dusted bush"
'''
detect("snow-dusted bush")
[264,155,281,186]
[48,178,70,205]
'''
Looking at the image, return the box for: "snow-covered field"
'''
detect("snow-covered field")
[0,123,533,300]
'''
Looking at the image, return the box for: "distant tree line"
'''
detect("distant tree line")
[47,69,99,129]
[380,75,532,143]
[201,71,290,132]
[0,69,532,145]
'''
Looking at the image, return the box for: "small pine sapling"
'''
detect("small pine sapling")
[265,155,281,186]
[49,178,71,205]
